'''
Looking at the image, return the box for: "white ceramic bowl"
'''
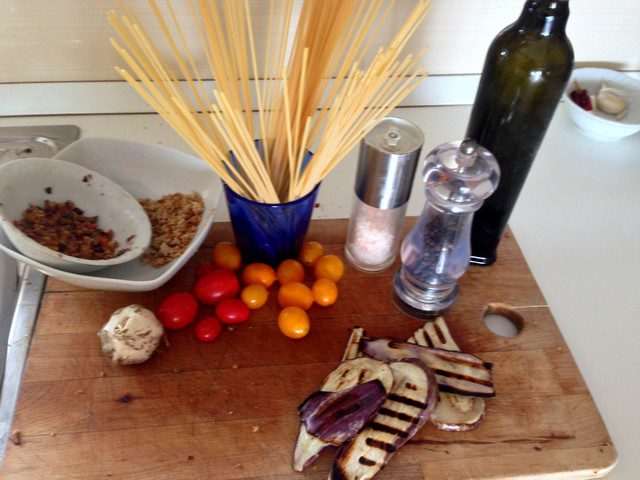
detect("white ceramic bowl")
[0,137,222,291]
[563,68,640,141]
[0,158,151,273]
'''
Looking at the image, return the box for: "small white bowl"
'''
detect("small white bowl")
[0,158,151,273]
[563,68,640,141]
[0,138,222,291]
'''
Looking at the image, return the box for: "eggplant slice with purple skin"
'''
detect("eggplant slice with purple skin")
[293,356,394,471]
[330,358,438,480]
[408,318,486,431]
[362,338,495,398]
[299,380,387,445]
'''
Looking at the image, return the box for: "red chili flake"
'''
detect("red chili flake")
[570,89,593,111]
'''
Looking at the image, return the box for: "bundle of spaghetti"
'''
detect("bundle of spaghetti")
[109,0,431,203]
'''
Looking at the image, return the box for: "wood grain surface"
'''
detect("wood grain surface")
[1,219,617,479]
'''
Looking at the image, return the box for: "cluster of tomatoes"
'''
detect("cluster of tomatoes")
[155,241,344,342]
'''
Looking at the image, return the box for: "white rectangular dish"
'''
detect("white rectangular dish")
[0,137,222,291]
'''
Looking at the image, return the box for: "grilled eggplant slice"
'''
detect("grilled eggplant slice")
[322,357,394,392]
[294,329,370,471]
[408,318,486,431]
[342,327,365,361]
[299,380,386,445]
[363,338,495,397]
[330,358,437,480]
[408,317,460,350]
[293,356,394,471]
[429,392,485,431]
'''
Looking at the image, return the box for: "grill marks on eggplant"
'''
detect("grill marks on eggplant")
[433,322,448,345]
[330,359,438,480]
[433,372,494,397]
[432,368,494,388]
[365,437,397,453]
[430,350,494,371]
[362,338,495,397]
[407,318,487,431]
[414,328,434,348]
[417,330,429,347]
[358,456,377,467]
[409,319,459,350]
[438,383,490,397]
[387,393,428,410]
[377,407,421,425]
[369,421,410,438]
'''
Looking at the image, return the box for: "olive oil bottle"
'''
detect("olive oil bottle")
[466,0,573,265]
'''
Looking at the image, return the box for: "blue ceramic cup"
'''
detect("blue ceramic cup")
[224,183,320,265]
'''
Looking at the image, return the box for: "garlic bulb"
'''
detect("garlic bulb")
[596,83,628,117]
[98,305,163,365]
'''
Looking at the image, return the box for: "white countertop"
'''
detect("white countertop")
[1,106,638,478]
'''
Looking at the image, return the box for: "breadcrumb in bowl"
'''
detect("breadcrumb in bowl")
[139,192,204,267]
[0,138,222,290]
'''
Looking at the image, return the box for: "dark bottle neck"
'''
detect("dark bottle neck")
[516,0,569,36]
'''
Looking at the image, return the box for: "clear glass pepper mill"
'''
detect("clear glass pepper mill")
[393,139,500,317]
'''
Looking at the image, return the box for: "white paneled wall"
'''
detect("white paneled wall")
[0,0,638,83]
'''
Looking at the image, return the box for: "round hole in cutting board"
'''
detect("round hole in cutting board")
[482,303,523,338]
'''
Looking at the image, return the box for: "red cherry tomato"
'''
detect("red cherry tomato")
[195,317,222,342]
[215,298,250,324]
[157,292,198,330]
[194,270,240,305]
[195,263,217,278]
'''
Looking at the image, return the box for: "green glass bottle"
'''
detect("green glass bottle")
[466,0,573,265]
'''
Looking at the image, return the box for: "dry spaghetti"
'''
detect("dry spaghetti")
[109,0,431,203]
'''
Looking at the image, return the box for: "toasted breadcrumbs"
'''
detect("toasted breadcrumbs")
[139,192,204,267]
[13,200,124,260]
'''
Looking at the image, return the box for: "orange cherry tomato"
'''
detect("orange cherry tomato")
[299,241,324,268]
[277,259,305,284]
[278,281,314,310]
[312,278,339,307]
[313,254,344,283]
[242,263,277,288]
[212,242,242,271]
[278,306,310,339]
[240,284,269,310]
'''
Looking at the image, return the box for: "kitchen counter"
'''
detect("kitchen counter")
[1,105,638,478]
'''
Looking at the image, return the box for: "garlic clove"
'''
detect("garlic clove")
[595,82,628,116]
[589,94,597,114]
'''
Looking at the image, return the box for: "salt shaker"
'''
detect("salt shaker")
[345,117,423,272]
[393,139,500,316]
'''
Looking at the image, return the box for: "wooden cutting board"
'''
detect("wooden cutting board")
[1,219,617,479]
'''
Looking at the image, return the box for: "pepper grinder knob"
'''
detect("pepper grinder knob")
[423,138,499,213]
[393,139,500,318]
[460,138,477,155]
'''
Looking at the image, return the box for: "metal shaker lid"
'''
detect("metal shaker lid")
[355,117,423,209]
